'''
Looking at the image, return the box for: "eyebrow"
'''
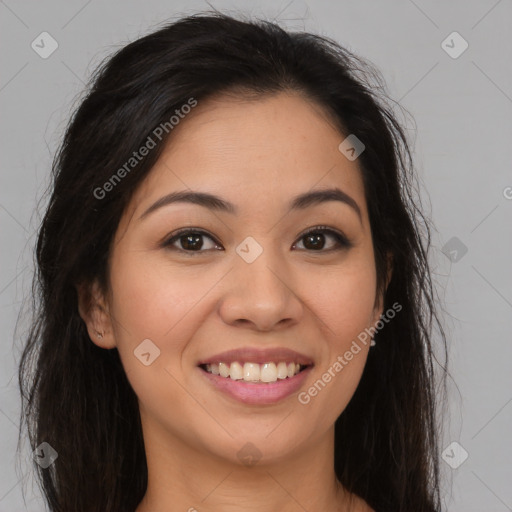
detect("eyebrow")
[138,187,362,223]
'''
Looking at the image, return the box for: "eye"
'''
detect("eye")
[162,225,352,255]
[292,226,352,252]
[162,228,222,255]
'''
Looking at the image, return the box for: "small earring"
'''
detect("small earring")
[96,330,104,339]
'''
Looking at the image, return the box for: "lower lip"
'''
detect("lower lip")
[199,366,313,405]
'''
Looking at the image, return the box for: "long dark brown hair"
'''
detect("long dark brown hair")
[17,10,448,512]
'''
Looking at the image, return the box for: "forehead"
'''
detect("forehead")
[126,91,367,221]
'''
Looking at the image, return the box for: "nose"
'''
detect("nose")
[218,247,304,332]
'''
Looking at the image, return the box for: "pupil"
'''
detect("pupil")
[182,234,202,250]
[305,233,324,250]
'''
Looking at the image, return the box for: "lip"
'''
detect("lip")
[197,347,314,366]
[198,365,313,405]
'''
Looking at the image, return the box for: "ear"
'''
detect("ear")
[75,279,116,349]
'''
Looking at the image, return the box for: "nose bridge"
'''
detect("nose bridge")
[237,236,289,301]
[241,248,283,294]
[218,236,303,330]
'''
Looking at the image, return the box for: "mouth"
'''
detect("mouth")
[196,347,314,405]
[197,347,314,405]
[199,361,311,383]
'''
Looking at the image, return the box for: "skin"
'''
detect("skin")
[78,91,391,512]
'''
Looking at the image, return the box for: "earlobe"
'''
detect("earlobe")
[75,279,116,349]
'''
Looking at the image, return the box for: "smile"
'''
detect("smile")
[201,361,307,383]
[198,364,314,405]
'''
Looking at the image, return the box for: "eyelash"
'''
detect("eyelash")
[161,225,352,256]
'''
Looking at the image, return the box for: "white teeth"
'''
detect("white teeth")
[219,362,230,378]
[260,362,277,383]
[243,362,260,382]
[276,362,288,379]
[229,362,243,380]
[203,361,305,382]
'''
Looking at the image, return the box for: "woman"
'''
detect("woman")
[18,10,448,512]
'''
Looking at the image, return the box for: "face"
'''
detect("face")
[82,91,386,466]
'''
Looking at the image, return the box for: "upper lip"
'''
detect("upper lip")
[197,347,314,366]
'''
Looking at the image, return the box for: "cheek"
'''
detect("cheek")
[303,258,378,347]
[109,249,211,340]
[107,254,207,426]
[296,257,376,421]
[107,249,230,393]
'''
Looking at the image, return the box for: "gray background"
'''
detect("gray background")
[1,0,511,510]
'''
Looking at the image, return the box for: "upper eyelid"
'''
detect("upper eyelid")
[165,227,218,243]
